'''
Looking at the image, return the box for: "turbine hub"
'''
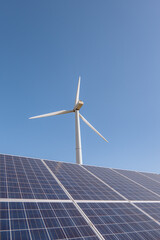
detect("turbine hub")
[74,100,84,111]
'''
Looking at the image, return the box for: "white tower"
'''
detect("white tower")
[29,77,108,164]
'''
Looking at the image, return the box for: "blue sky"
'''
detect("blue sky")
[0,0,160,172]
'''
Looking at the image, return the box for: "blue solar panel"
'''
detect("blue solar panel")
[84,165,160,200]
[44,160,124,200]
[136,202,160,223]
[0,201,99,240]
[1,153,160,239]
[114,169,160,197]
[0,154,68,199]
[78,202,160,240]
[140,172,160,183]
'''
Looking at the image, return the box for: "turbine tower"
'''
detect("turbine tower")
[29,77,108,165]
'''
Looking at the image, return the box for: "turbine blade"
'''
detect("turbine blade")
[79,114,109,143]
[75,76,81,105]
[29,110,73,119]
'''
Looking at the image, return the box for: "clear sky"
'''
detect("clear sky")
[0,0,160,173]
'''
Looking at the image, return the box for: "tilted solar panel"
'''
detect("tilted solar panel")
[140,172,160,183]
[83,165,160,200]
[136,203,160,224]
[114,169,160,197]
[0,154,68,200]
[1,153,160,240]
[44,160,124,200]
[78,202,160,240]
[0,201,99,240]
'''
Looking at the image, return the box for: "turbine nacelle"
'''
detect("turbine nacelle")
[74,100,84,111]
[29,76,108,165]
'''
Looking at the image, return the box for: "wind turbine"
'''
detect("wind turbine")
[29,77,108,165]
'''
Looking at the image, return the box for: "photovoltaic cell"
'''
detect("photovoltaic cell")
[0,201,99,240]
[44,160,124,200]
[114,169,160,197]
[0,154,68,199]
[83,165,160,200]
[140,172,160,183]
[78,202,160,240]
[136,203,160,223]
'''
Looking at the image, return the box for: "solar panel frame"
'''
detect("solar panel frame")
[78,202,160,240]
[140,172,160,183]
[83,165,160,201]
[0,154,68,200]
[44,160,124,201]
[113,168,160,197]
[0,201,100,240]
[135,202,160,224]
[2,153,160,240]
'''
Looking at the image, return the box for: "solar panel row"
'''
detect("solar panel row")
[79,202,160,240]
[1,154,160,201]
[140,172,160,184]
[1,154,160,240]
[83,165,160,200]
[0,201,99,240]
[44,160,124,200]
[0,155,68,200]
[136,203,160,224]
[113,169,160,197]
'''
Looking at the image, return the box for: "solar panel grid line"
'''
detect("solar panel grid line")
[140,172,160,184]
[4,201,101,240]
[78,202,160,240]
[7,202,12,240]
[111,168,160,199]
[0,199,72,203]
[10,155,33,239]
[113,169,160,198]
[75,200,128,203]
[23,157,49,200]
[44,160,124,201]
[4,157,12,240]
[80,165,128,201]
[130,202,160,228]
[139,171,160,185]
[1,154,70,200]
[18,158,53,240]
[22,157,59,200]
[135,203,160,224]
[83,165,160,201]
[7,201,12,239]
[132,201,160,203]
[41,159,105,240]
[12,156,34,240]
[4,156,12,240]
[14,156,33,200]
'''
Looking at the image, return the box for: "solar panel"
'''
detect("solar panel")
[136,202,160,223]
[83,165,160,200]
[0,201,99,240]
[0,154,68,199]
[44,160,124,200]
[114,169,160,197]
[140,172,160,183]
[78,202,160,240]
[1,153,160,240]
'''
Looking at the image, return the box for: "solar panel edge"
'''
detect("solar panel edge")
[139,171,160,184]
[0,154,70,200]
[83,165,160,201]
[112,168,160,199]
